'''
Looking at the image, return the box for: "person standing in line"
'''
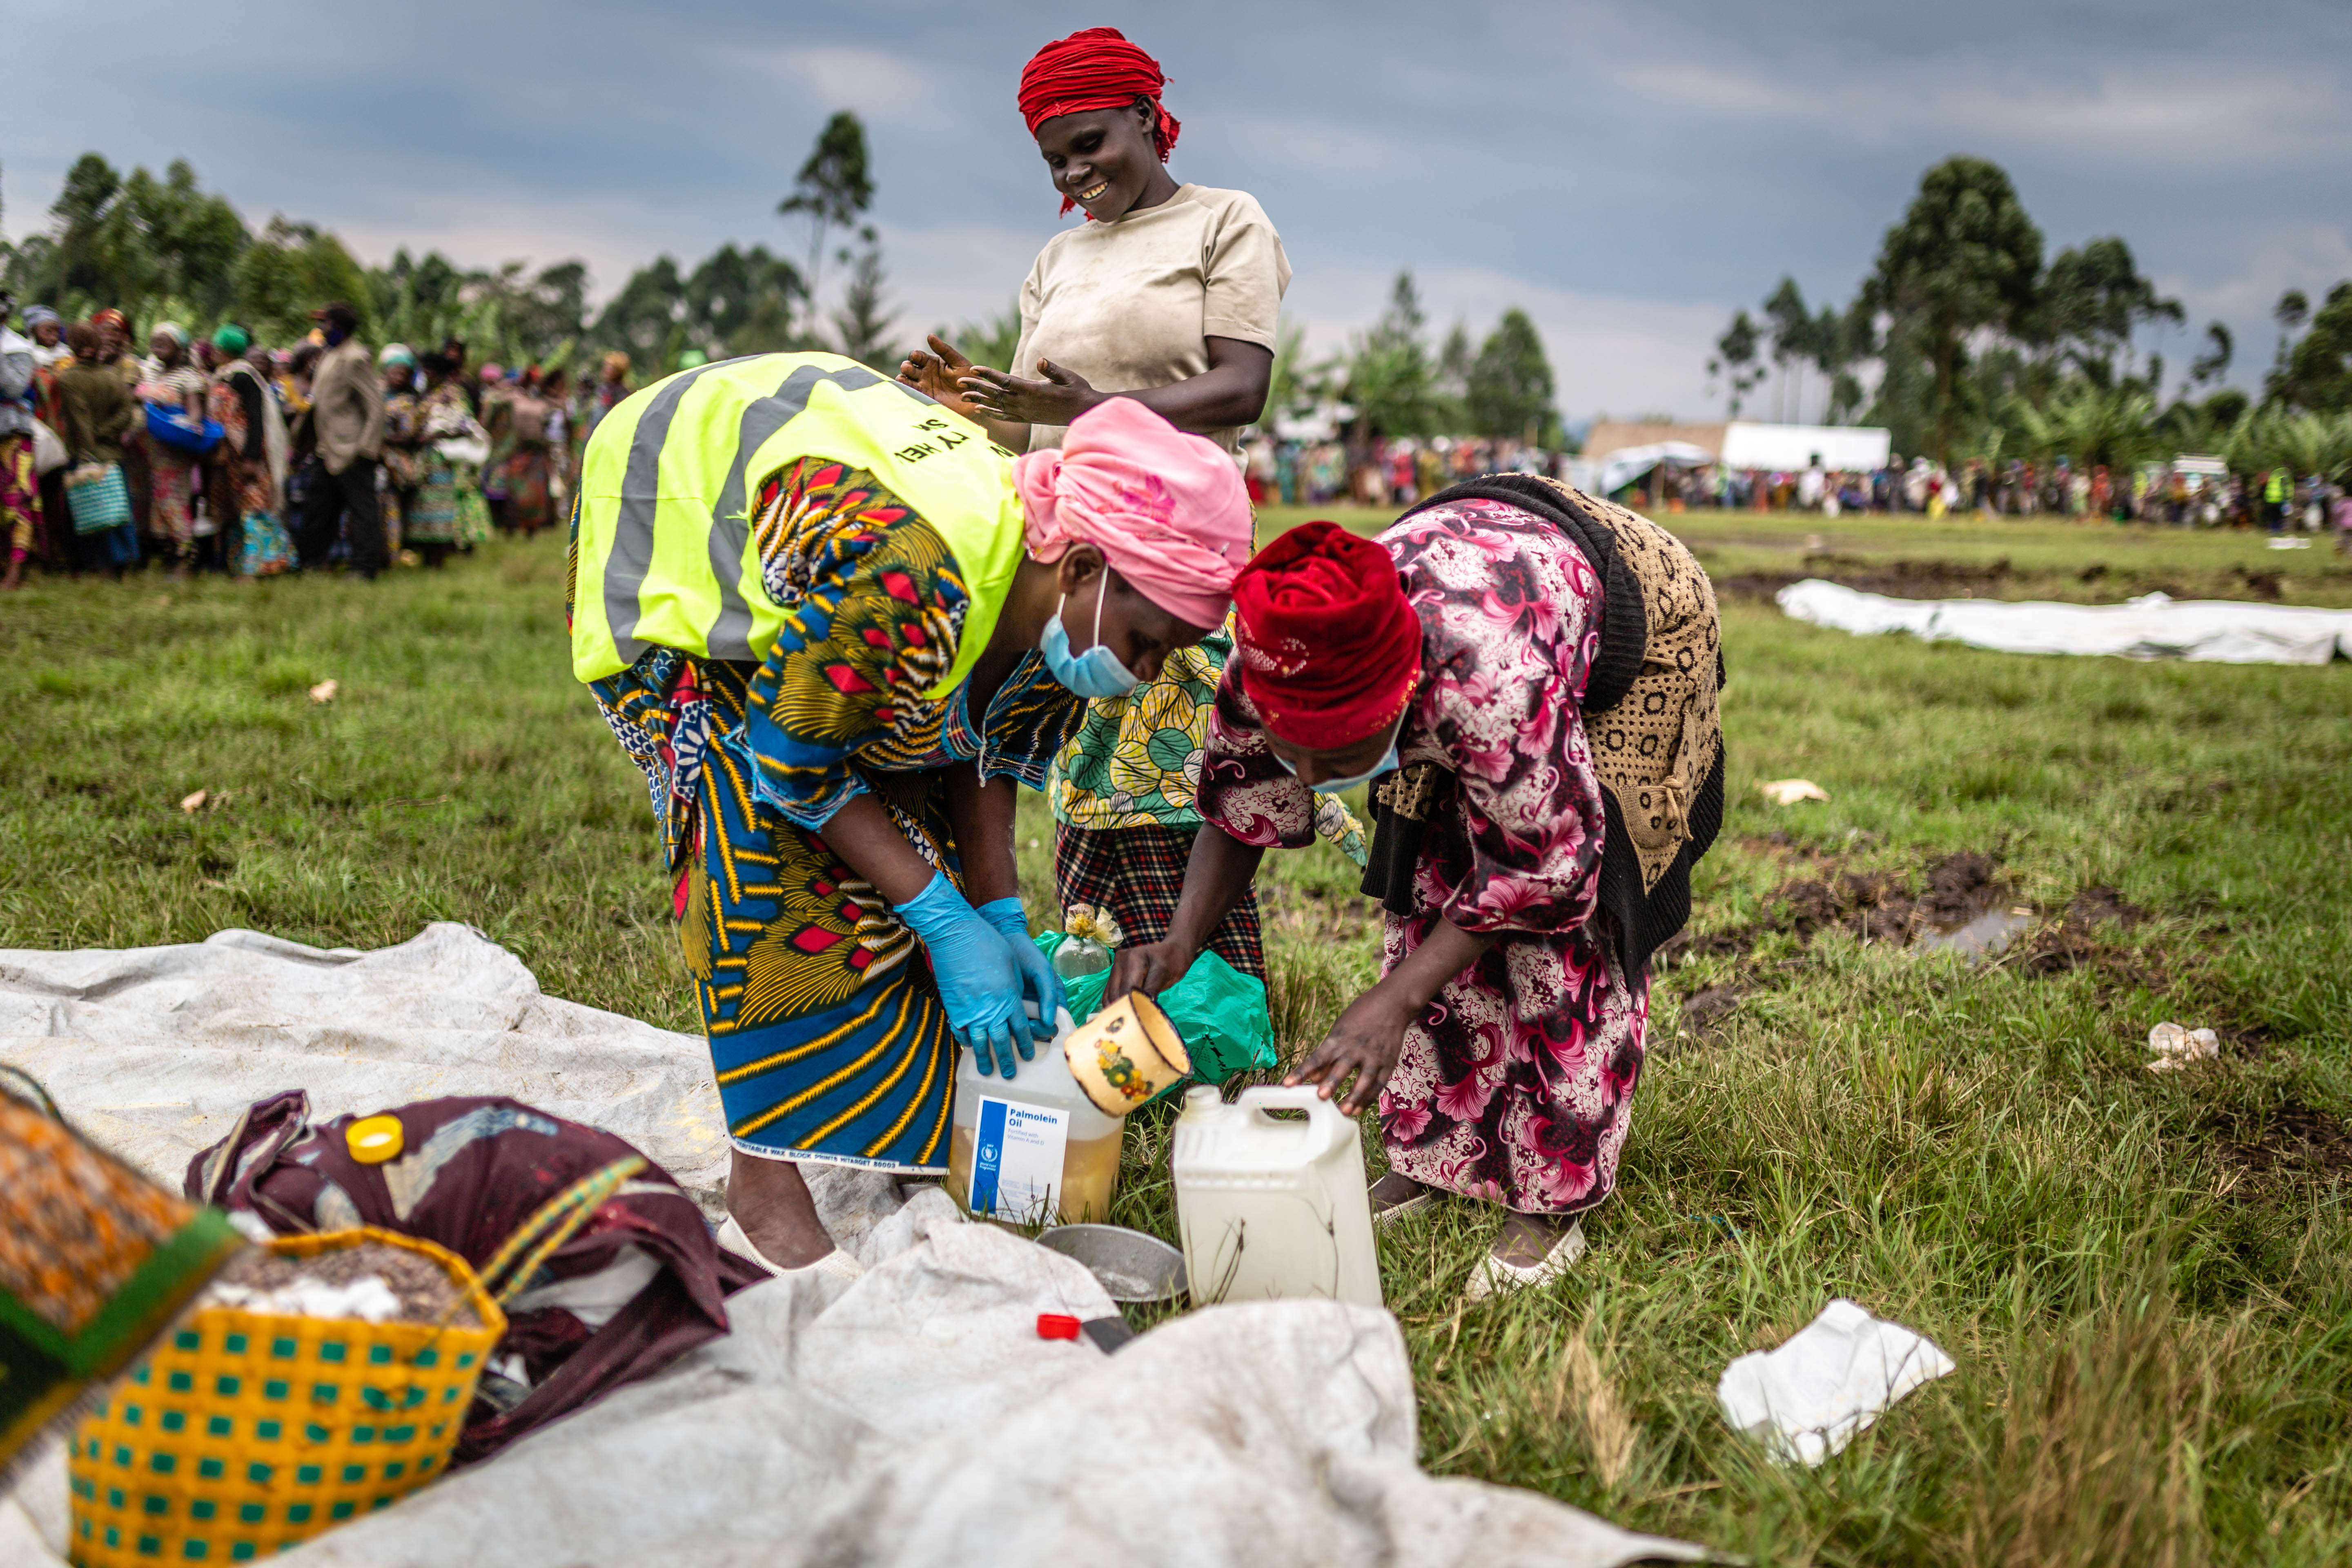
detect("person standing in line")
[378,343,425,557]
[0,298,39,589]
[206,324,295,577]
[405,348,488,566]
[24,306,74,573]
[137,323,211,579]
[477,363,513,534]
[52,323,139,577]
[499,368,556,537]
[297,301,387,579]
[899,25,1358,980]
[590,351,631,436]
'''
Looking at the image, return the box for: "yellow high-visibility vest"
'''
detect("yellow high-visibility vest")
[569,352,1023,699]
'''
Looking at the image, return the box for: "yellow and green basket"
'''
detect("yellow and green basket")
[65,1228,505,1566]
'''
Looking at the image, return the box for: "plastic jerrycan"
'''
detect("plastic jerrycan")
[1171,1085,1382,1308]
[947,1009,1125,1226]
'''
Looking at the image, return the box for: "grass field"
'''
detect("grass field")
[4,511,2349,1565]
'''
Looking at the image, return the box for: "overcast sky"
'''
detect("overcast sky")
[11,0,2350,420]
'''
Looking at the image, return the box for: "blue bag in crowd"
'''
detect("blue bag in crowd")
[62,462,133,535]
[143,400,222,455]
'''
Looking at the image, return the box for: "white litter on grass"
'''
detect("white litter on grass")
[206,1275,403,1323]
[2145,1020,2221,1073]
[1717,1298,1956,1466]
[1757,778,1830,805]
[310,679,339,703]
[1777,579,2352,665]
[2267,537,2312,550]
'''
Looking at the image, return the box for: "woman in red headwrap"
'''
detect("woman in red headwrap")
[1109,488,1723,1299]
[897,27,1357,996]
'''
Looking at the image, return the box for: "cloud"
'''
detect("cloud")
[10,0,2350,416]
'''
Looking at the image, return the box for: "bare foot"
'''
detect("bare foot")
[0,564,21,591]
[725,1149,839,1269]
[1492,1211,1579,1267]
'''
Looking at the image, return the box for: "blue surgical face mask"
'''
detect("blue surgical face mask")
[1276,720,1403,795]
[1039,580,1137,699]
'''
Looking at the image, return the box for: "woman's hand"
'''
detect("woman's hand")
[1285,990,1412,1116]
[897,334,985,422]
[960,359,1105,428]
[1104,938,1198,1004]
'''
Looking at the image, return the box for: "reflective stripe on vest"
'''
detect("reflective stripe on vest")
[571,352,1024,698]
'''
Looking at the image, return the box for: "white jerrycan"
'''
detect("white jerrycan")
[947,1009,1124,1225]
[1171,1085,1382,1308]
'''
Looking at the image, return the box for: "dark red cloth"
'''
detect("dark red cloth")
[1018,27,1181,215]
[187,1092,765,1465]
[1232,520,1422,750]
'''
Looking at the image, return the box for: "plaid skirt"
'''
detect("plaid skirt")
[1053,823,1265,982]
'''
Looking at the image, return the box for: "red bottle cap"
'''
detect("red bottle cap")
[1036,1313,1082,1341]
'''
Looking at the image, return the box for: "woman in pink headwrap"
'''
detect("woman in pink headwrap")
[577,362,1250,1276]
[899,26,1353,989]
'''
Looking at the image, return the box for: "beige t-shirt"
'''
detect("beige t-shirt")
[1011,184,1290,453]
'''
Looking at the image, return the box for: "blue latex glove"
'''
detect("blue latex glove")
[976,898,1066,1060]
[896,871,1031,1078]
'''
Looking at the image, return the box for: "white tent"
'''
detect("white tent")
[1719,422,1891,471]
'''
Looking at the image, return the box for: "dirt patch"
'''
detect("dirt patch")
[1916,851,2002,929]
[2231,566,2285,601]
[2066,885,2149,929]
[2018,884,2168,991]
[1257,884,1382,942]
[1677,985,1743,1031]
[2208,1099,2352,1191]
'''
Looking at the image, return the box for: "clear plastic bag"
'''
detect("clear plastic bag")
[1052,903,1122,980]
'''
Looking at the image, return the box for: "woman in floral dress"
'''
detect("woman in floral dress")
[1111,504,1719,1297]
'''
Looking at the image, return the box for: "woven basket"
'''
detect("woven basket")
[66,1227,504,1567]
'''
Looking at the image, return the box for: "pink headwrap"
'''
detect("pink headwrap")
[1012,399,1251,628]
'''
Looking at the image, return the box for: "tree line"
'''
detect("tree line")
[0,112,908,377]
[1708,155,2352,478]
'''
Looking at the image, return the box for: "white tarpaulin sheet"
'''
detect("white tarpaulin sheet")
[0,924,1702,1568]
[1777,579,2352,665]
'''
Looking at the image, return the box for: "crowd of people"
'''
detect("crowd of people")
[0,294,658,588]
[1240,433,1566,508]
[1651,452,2351,539]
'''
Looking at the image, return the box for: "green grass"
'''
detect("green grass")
[4,524,2350,1565]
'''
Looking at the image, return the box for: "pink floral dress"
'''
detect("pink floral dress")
[1199,497,1646,1216]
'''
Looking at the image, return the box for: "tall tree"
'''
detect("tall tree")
[1464,308,1557,441]
[232,217,370,346]
[1762,276,1814,422]
[1345,271,1442,438]
[1862,156,2044,463]
[1708,309,1763,417]
[829,244,900,369]
[2034,236,2182,378]
[2189,321,2233,388]
[777,111,874,339]
[23,154,249,327]
[2270,281,2352,413]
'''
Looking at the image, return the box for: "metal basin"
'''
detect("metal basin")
[1037,1224,1188,1304]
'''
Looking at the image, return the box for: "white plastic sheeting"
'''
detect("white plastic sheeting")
[1777,579,2352,665]
[0,925,1704,1568]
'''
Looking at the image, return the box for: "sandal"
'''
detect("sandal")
[1464,1217,1586,1301]
[1370,1172,1438,1227]
[717,1212,866,1283]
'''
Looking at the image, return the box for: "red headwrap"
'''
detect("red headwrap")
[90,308,129,333]
[1018,27,1181,216]
[1231,522,1423,751]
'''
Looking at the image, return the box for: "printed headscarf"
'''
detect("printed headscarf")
[152,321,190,348]
[1012,399,1250,630]
[1017,27,1180,216]
[379,342,417,370]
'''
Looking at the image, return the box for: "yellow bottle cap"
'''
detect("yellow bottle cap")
[346,1114,405,1164]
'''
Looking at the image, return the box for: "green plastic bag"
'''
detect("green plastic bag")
[1033,931,1276,1093]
